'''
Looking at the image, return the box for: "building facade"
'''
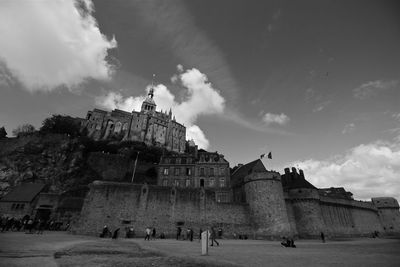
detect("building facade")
[82,88,186,153]
[157,147,230,190]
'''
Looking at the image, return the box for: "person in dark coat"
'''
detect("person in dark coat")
[152,227,156,240]
[112,228,120,239]
[176,226,182,240]
[100,225,109,238]
[210,227,219,246]
[189,228,194,241]
[320,232,325,243]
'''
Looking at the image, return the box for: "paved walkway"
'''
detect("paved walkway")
[132,237,400,267]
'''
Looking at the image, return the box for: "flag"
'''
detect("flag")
[260,153,265,159]
[268,152,272,159]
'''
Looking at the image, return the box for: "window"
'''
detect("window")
[186,179,190,187]
[15,204,20,209]
[175,167,180,176]
[186,168,191,176]
[220,168,225,176]
[220,178,225,187]
[163,179,168,186]
[200,179,205,187]
[209,178,215,187]
[11,203,16,210]
[163,168,169,175]
[210,168,214,176]
[200,168,205,176]
[181,158,186,164]
[20,204,25,210]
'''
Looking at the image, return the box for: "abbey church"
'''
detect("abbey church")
[82,87,186,153]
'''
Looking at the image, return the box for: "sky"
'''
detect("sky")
[0,0,400,201]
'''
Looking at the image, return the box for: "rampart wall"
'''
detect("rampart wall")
[73,181,252,237]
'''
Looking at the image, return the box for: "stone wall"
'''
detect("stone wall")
[287,188,325,238]
[73,181,253,237]
[244,172,292,238]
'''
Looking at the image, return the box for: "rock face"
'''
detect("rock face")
[0,134,99,197]
[0,133,159,198]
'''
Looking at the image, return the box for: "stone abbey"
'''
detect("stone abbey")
[82,87,186,153]
[73,87,400,239]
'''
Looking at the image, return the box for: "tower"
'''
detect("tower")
[140,86,156,114]
[233,160,292,238]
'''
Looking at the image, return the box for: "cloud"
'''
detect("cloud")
[342,123,355,134]
[96,66,225,149]
[392,113,400,122]
[289,140,400,201]
[353,80,398,100]
[0,0,116,92]
[262,113,290,126]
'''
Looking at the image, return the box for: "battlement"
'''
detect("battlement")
[281,167,317,190]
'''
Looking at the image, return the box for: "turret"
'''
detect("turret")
[238,160,292,238]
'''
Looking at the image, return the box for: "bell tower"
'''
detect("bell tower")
[140,77,157,114]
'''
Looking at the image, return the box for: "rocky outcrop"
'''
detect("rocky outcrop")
[0,134,100,197]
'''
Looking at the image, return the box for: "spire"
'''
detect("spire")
[148,74,156,98]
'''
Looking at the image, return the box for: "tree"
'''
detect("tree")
[40,115,81,137]
[12,124,35,137]
[0,127,7,139]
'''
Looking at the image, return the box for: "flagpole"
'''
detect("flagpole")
[131,151,140,183]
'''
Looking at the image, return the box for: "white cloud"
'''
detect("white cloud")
[353,80,398,100]
[342,123,355,134]
[262,113,290,126]
[290,140,400,201]
[96,66,225,149]
[0,0,116,92]
[186,125,209,149]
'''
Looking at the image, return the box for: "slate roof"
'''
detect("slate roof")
[0,183,46,202]
[231,159,267,187]
[281,174,317,189]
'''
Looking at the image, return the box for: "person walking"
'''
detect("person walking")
[145,227,151,241]
[320,232,325,243]
[210,227,219,246]
[151,227,156,240]
[176,226,181,240]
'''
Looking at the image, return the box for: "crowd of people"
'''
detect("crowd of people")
[0,215,69,234]
[100,224,223,247]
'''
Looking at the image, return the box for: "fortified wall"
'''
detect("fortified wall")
[74,160,400,239]
[73,181,253,237]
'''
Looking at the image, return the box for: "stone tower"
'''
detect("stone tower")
[372,197,400,234]
[284,168,325,238]
[141,87,156,114]
[233,160,292,238]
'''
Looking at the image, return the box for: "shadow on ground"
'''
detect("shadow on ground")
[54,240,236,267]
